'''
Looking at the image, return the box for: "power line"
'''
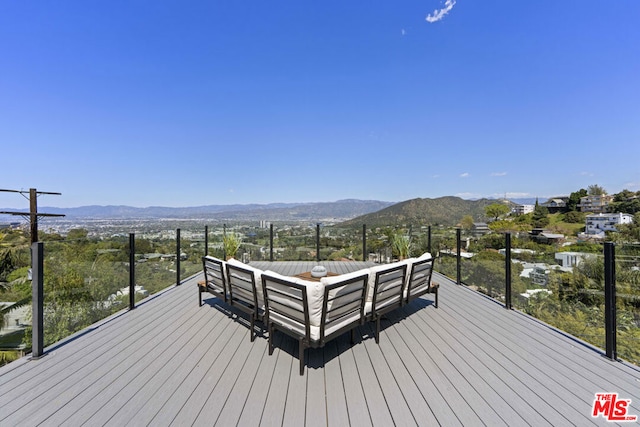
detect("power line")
[0,188,64,244]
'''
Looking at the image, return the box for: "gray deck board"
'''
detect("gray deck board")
[305,346,328,427]
[433,273,637,425]
[323,340,351,427]
[258,336,295,427]
[359,324,417,427]
[335,335,374,427]
[0,262,638,426]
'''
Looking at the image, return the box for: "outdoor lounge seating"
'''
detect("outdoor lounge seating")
[261,270,368,375]
[405,255,437,307]
[199,256,227,306]
[365,263,408,343]
[197,252,437,373]
[226,262,263,342]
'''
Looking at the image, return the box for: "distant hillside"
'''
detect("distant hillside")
[339,196,497,227]
[5,199,394,222]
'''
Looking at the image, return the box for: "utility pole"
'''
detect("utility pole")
[0,188,64,244]
[1,188,63,359]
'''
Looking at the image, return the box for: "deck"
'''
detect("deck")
[0,261,639,426]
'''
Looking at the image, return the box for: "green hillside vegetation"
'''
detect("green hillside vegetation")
[340,196,496,228]
[488,212,585,237]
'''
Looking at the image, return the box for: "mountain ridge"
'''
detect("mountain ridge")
[1,197,539,224]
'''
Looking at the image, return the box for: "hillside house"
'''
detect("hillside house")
[578,194,614,213]
[585,212,633,235]
[541,198,568,213]
[512,204,534,215]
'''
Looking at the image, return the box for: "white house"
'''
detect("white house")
[585,212,633,235]
[555,251,594,268]
[512,204,534,215]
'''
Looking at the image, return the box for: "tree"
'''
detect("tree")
[587,184,607,196]
[610,190,640,214]
[460,215,474,230]
[485,203,510,221]
[567,188,587,212]
[564,211,585,224]
[532,204,550,228]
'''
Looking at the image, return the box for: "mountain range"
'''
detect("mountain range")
[2,197,537,226]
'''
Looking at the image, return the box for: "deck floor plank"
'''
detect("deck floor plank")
[105,302,234,426]
[231,332,285,427]
[194,330,267,426]
[434,276,611,426]
[305,344,328,427]
[122,308,239,426]
[0,264,638,426]
[348,334,395,427]
[407,300,550,426]
[323,339,351,427]
[359,323,418,427]
[256,337,295,427]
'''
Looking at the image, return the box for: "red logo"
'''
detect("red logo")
[592,393,638,422]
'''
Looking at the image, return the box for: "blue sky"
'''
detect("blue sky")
[1,1,639,208]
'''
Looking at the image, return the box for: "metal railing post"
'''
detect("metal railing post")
[270,224,274,262]
[456,228,461,285]
[129,233,135,309]
[362,224,367,262]
[204,225,209,257]
[428,225,432,255]
[604,242,617,360]
[176,228,181,286]
[223,224,227,260]
[316,223,320,262]
[31,242,44,359]
[505,232,512,309]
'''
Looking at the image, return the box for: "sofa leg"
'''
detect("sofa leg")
[434,288,439,308]
[375,317,381,344]
[250,313,255,342]
[299,340,305,375]
[268,323,274,355]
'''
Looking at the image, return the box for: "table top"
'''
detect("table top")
[293,271,338,282]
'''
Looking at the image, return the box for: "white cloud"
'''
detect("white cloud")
[426,0,457,23]
[460,172,470,178]
[580,171,595,177]
[401,28,406,36]
[490,172,507,177]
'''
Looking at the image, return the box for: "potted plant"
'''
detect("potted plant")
[391,232,411,260]
[223,233,241,260]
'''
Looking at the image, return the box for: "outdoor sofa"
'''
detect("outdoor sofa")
[199,252,437,374]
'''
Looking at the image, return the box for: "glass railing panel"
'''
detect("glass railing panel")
[615,243,640,365]
[40,237,130,348]
[0,234,32,363]
[134,232,181,298]
[459,252,506,300]
[179,230,204,282]
[515,250,606,349]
